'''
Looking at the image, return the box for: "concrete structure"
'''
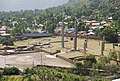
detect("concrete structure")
[0,52,74,69]
[21,33,52,38]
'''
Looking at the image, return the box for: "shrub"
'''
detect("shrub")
[83,55,97,68]
[3,67,20,75]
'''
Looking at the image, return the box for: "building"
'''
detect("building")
[1,33,11,37]
[91,22,100,26]
[0,25,8,34]
[101,21,107,25]
[12,21,18,26]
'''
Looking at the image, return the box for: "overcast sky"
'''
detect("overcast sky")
[0,0,69,11]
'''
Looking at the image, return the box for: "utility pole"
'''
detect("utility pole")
[74,20,77,51]
[61,20,65,48]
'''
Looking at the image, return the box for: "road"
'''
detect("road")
[0,52,74,69]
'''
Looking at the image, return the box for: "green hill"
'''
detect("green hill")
[0,0,119,34]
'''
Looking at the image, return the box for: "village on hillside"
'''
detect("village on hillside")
[0,0,120,81]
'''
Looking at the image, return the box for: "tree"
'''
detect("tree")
[3,67,20,75]
[98,56,111,65]
[74,62,83,75]
[2,38,14,49]
[77,20,86,31]
[100,26,118,43]
[109,50,120,66]
[83,55,97,68]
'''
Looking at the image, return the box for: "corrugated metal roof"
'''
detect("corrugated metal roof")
[21,33,52,38]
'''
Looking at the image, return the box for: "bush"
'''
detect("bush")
[83,55,97,68]
[106,34,118,43]
[3,67,20,75]
[92,78,111,81]
[102,64,118,75]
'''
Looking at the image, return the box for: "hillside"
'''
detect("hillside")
[0,0,119,36]
[67,0,120,20]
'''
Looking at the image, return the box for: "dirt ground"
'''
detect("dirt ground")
[14,36,120,58]
[0,36,119,69]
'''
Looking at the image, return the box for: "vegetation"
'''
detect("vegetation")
[0,66,111,81]
[0,0,119,80]
[0,0,119,43]
[0,51,119,81]
[2,38,14,47]
[3,67,20,75]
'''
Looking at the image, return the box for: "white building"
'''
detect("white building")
[112,78,120,81]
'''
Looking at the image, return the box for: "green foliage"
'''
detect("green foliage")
[92,78,111,81]
[0,70,3,81]
[98,56,111,65]
[103,64,118,75]
[83,55,97,68]
[109,50,120,66]
[95,51,120,75]
[1,76,28,81]
[23,66,86,81]
[2,38,14,47]
[100,27,118,43]
[0,38,15,50]
[0,0,119,36]
[77,21,86,31]
[0,38,6,44]
[74,62,83,75]
[0,64,119,81]
[3,67,20,75]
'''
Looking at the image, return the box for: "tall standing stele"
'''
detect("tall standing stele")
[61,20,65,48]
[74,20,77,51]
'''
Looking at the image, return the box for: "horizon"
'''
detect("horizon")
[0,0,69,11]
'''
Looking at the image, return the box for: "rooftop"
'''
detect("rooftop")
[21,33,52,38]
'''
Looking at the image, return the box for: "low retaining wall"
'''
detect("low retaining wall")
[35,47,74,65]
[56,55,74,64]
[35,48,53,55]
